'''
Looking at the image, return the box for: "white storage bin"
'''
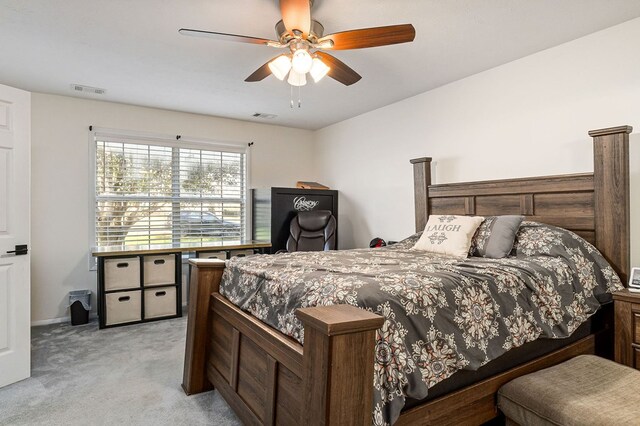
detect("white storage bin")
[144,286,177,319]
[105,290,141,326]
[198,251,227,260]
[229,249,255,258]
[104,257,140,291]
[143,255,175,286]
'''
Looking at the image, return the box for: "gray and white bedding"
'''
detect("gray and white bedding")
[219,222,622,425]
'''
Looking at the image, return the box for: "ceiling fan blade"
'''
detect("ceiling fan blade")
[315,52,361,86]
[179,28,273,45]
[319,24,415,50]
[245,60,274,82]
[280,0,311,36]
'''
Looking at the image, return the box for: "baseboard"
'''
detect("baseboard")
[32,317,68,326]
[32,313,98,327]
[32,308,186,327]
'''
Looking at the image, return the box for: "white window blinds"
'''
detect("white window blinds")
[94,133,247,248]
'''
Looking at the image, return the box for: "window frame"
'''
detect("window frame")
[88,127,251,268]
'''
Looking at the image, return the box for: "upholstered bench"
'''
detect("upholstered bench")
[497,355,640,425]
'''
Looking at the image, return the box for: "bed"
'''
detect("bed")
[182,125,632,425]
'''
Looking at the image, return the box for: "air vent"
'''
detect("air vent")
[70,84,106,95]
[252,112,277,119]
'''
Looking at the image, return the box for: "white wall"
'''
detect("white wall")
[31,93,316,323]
[314,17,640,271]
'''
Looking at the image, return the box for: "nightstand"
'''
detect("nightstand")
[613,289,640,369]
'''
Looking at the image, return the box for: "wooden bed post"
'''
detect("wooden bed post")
[410,157,432,233]
[296,305,385,425]
[589,125,633,284]
[182,259,226,395]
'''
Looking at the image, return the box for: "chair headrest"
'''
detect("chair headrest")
[296,210,334,232]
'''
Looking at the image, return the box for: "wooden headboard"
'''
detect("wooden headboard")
[411,125,632,283]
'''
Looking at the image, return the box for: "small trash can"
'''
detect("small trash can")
[69,290,91,326]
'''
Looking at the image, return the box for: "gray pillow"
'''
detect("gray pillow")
[471,215,524,258]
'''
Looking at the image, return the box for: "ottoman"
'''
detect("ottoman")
[497,355,640,425]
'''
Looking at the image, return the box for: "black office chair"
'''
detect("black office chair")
[286,210,336,252]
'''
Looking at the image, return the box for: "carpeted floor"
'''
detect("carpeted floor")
[0,317,241,426]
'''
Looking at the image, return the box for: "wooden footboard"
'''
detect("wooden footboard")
[182,259,384,425]
[182,259,603,426]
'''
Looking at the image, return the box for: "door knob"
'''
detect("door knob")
[6,244,28,255]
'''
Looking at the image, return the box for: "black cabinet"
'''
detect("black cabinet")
[252,187,338,253]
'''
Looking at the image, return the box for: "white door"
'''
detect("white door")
[0,84,31,388]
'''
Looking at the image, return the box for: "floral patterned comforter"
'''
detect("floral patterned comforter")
[219,222,622,425]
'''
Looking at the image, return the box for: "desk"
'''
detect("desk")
[92,241,272,257]
[92,240,270,329]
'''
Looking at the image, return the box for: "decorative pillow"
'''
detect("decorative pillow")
[512,221,623,302]
[471,215,524,259]
[413,215,484,258]
[386,232,422,250]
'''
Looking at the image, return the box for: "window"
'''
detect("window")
[93,131,247,248]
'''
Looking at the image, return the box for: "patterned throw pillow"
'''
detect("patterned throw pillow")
[386,232,422,250]
[471,215,524,258]
[512,221,623,301]
[413,215,484,258]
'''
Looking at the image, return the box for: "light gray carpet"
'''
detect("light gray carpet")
[0,317,241,426]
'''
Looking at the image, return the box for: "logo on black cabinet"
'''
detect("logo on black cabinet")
[293,196,319,211]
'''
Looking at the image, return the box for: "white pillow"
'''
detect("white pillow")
[413,215,484,258]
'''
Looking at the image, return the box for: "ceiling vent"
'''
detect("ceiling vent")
[252,112,277,119]
[70,84,106,95]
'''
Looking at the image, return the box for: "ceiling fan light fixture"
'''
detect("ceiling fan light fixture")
[287,70,307,86]
[291,49,313,74]
[268,55,292,80]
[309,57,330,82]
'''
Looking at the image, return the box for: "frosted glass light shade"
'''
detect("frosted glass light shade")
[309,58,330,82]
[287,70,307,86]
[291,49,313,74]
[268,55,292,80]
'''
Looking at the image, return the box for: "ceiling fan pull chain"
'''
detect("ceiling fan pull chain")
[290,84,294,108]
[298,85,302,108]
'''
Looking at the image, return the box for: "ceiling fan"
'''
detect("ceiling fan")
[179,0,416,87]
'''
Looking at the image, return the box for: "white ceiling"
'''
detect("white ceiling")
[1,0,640,130]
